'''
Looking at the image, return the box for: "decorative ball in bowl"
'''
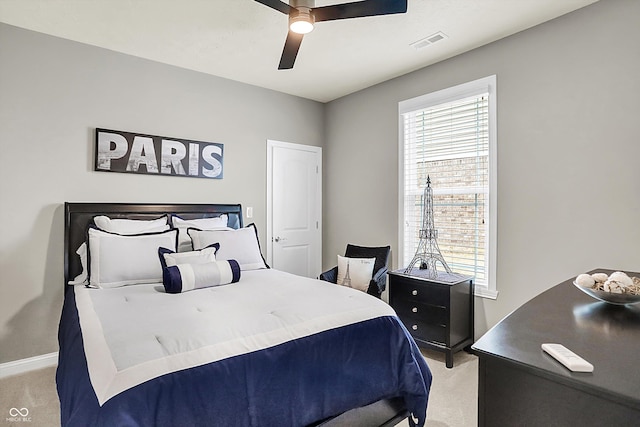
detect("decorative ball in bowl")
[573,271,640,305]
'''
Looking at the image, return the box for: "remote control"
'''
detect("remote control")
[541,343,593,372]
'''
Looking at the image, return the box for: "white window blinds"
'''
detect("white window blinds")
[399,76,496,295]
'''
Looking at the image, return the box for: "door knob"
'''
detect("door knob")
[274,236,286,242]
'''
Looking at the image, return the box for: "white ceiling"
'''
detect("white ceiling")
[0,0,598,102]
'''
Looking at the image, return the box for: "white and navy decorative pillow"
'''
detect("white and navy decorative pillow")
[336,255,375,292]
[87,227,178,288]
[158,244,220,269]
[162,260,241,294]
[188,223,268,271]
[93,215,169,235]
[172,215,230,252]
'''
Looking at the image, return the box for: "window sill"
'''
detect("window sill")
[474,286,498,300]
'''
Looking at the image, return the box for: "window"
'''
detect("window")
[398,76,497,298]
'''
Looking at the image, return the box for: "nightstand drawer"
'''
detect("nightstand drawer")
[393,298,446,325]
[391,278,449,306]
[398,317,446,345]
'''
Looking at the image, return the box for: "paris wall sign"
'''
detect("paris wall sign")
[95,128,224,179]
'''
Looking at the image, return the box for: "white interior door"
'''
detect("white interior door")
[267,140,322,278]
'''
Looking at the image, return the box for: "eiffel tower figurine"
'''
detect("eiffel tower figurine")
[340,261,352,287]
[405,176,452,278]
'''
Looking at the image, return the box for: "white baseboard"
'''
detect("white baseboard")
[0,352,58,379]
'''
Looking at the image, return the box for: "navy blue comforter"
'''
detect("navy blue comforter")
[57,286,432,426]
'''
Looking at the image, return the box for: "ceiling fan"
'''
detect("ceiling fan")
[255,0,408,69]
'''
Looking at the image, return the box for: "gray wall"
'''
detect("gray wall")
[323,0,640,335]
[0,23,324,363]
[2,0,639,365]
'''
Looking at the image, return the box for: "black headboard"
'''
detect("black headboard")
[64,202,243,286]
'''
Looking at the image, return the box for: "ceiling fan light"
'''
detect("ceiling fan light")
[289,8,315,34]
[290,19,314,34]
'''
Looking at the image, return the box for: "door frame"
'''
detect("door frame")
[266,139,322,275]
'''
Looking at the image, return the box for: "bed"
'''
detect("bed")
[57,202,432,427]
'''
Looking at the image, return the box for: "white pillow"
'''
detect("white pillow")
[172,215,228,229]
[336,255,375,292]
[88,228,178,288]
[158,244,219,268]
[189,224,268,271]
[67,216,170,285]
[172,215,229,252]
[68,242,88,285]
[94,215,169,235]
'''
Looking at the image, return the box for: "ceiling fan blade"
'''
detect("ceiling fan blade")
[314,0,407,22]
[278,31,304,70]
[254,0,294,15]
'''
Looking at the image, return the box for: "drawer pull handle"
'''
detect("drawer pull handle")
[412,325,418,331]
[412,290,418,296]
[412,307,418,313]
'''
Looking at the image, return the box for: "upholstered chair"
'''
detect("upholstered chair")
[319,244,391,298]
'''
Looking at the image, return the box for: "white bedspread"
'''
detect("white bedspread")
[75,269,396,405]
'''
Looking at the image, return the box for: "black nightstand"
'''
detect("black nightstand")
[388,269,474,368]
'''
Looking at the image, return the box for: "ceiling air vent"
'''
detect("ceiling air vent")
[410,31,448,50]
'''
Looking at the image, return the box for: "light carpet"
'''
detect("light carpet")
[398,349,478,427]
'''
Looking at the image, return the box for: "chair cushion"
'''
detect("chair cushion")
[336,255,375,292]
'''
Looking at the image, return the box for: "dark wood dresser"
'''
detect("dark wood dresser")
[388,269,474,368]
[472,269,640,427]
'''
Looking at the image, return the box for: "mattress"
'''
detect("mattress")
[57,269,432,426]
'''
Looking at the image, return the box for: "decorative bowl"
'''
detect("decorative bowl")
[573,281,640,305]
